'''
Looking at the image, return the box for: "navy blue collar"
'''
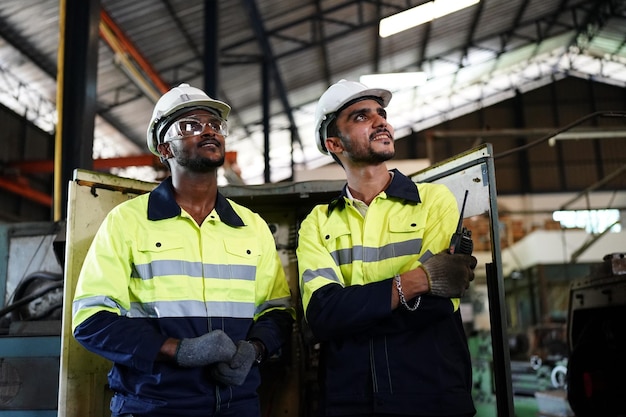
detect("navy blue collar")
[147,177,245,226]
[328,168,421,212]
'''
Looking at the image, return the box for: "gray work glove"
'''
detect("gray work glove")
[211,340,257,386]
[175,329,236,368]
[420,252,477,298]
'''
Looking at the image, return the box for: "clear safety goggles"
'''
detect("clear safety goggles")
[165,114,228,140]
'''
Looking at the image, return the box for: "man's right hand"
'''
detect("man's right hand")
[420,251,477,298]
[175,329,237,368]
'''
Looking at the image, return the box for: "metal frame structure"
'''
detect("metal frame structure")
[1,0,624,191]
[412,143,514,417]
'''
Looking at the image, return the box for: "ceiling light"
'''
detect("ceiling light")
[360,72,428,90]
[379,0,480,38]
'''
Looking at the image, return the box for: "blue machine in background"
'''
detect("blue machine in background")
[0,221,64,417]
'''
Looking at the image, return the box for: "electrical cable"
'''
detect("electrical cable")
[494,110,626,160]
[0,271,63,321]
[0,281,63,320]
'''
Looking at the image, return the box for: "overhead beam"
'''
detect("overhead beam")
[430,127,626,139]
[459,0,484,66]
[559,164,626,211]
[493,110,626,160]
[1,7,163,153]
[100,9,170,99]
[0,4,163,147]
[0,177,53,207]
[220,0,593,64]
[314,0,332,84]
[240,0,302,182]
[450,0,484,90]
[6,154,162,174]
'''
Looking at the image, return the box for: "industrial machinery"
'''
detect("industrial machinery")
[0,221,64,416]
[469,327,571,417]
[471,252,626,417]
[567,252,626,417]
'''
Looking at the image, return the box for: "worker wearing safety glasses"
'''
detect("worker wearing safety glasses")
[72,83,294,417]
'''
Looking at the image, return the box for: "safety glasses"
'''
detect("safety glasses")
[166,114,229,139]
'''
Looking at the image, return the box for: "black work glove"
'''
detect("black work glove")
[211,340,257,386]
[420,251,477,298]
[175,329,236,368]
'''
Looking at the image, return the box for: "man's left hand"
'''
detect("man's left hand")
[211,340,257,386]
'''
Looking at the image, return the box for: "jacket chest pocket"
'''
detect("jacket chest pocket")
[220,237,259,305]
[387,213,426,256]
[132,233,189,305]
[135,233,187,277]
[220,237,259,277]
[320,224,353,267]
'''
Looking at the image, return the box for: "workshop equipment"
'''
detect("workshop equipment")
[0,221,64,416]
[567,252,626,417]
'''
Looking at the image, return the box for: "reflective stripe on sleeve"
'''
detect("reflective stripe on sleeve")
[73,295,128,317]
[255,295,292,316]
[302,267,341,285]
[73,296,257,319]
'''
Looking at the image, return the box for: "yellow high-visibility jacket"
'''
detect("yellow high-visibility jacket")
[297,169,475,416]
[73,177,294,416]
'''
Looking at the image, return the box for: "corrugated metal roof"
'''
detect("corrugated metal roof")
[0,0,625,185]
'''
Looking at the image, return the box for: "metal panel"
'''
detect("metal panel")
[0,337,60,413]
[0,357,59,412]
[0,221,63,416]
[412,143,515,417]
[58,169,156,417]
[0,222,63,309]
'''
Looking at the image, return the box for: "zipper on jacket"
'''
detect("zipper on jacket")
[369,339,378,393]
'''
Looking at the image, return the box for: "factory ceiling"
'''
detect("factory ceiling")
[0,0,625,196]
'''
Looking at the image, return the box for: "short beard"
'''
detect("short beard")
[177,154,225,172]
[339,133,394,164]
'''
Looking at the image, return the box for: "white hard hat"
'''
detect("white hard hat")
[146,83,231,157]
[313,79,392,154]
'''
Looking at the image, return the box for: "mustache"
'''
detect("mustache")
[199,137,221,146]
[370,128,393,141]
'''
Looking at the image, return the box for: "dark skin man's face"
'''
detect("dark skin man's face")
[160,109,226,172]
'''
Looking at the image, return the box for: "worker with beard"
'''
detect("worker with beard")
[296,79,477,417]
[72,83,295,417]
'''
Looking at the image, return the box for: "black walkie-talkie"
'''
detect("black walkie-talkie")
[449,190,473,255]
